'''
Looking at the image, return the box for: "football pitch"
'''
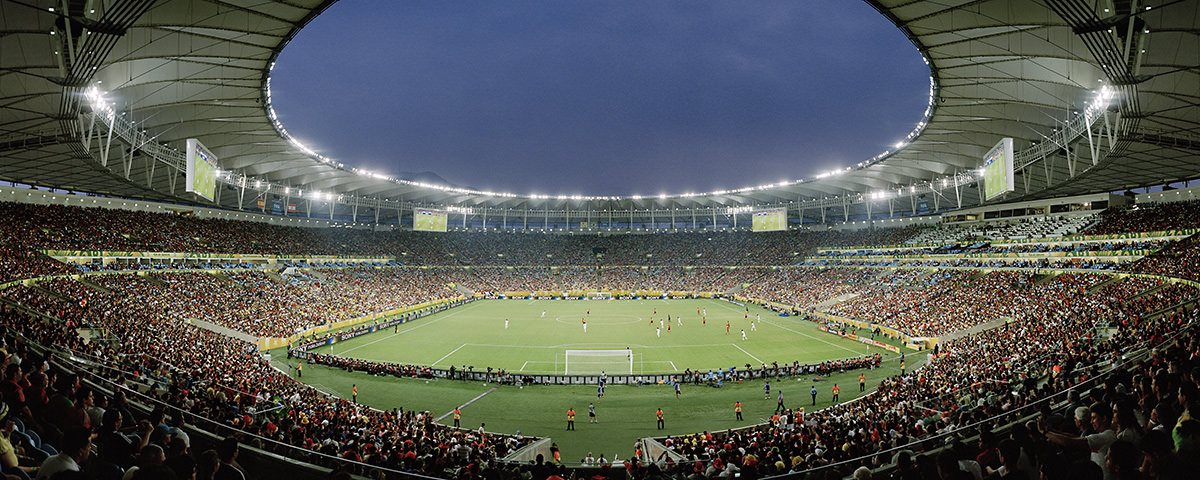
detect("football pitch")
[304,299,883,374]
[275,299,916,462]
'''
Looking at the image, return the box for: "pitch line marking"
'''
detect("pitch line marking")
[336,301,487,356]
[434,386,499,422]
[433,343,467,366]
[670,361,678,371]
[733,344,765,364]
[714,301,862,355]
[520,361,529,371]
[458,342,739,349]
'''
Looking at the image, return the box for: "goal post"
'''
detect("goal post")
[564,349,634,375]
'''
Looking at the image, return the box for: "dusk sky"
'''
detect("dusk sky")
[270,0,930,196]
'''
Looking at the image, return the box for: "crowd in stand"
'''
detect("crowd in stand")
[740,269,879,310]
[0,247,73,285]
[2,198,1200,479]
[815,239,1169,258]
[0,201,931,267]
[0,284,530,480]
[825,271,976,330]
[1087,200,1200,235]
[805,256,1122,271]
[660,273,1199,479]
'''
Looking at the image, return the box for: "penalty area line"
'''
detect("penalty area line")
[520,361,529,372]
[670,361,678,371]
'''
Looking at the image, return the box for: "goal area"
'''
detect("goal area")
[562,349,637,375]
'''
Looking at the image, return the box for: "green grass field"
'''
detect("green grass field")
[271,299,920,461]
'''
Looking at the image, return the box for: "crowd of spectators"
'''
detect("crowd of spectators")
[0,201,939,269]
[741,269,880,310]
[660,271,1200,479]
[3,198,1200,479]
[804,256,1122,271]
[0,247,73,285]
[1086,200,1200,235]
[0,283,531,479]
[815,239,1168,258]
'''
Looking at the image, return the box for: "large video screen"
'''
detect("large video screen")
[983,137,1014,201]
[413,208,448,232]
[185,138,218,202]
[752,207,787,232]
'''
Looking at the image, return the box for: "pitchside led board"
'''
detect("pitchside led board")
[413,208,448,232]
[752,207,787,232]
[185,138,218,202]
[983,137,1015,201]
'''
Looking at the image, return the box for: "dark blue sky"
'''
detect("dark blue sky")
[270,0,930,196]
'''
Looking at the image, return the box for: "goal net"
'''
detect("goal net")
[564,349,633,375]
[587,291,612,300]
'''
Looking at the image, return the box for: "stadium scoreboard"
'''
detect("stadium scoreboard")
[414,208,448,232]
[752,207,787,232]
[185,138,218,202]
[983,137,1014,201]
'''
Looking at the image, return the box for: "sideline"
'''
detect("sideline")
[336,301,488,356]
[714,301,862,355]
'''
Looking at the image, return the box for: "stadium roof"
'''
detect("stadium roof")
[1,0,1197,219]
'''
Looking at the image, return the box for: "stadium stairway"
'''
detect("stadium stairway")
[1087,275,1123,293]
[452,284,475,296]
[208,271,236,286]
[1126,281,1171,303]
[911,269,940,283]
[187,317,259,344]
[263,270,287,284]
[78,276,113,293]
[1030,272,1059,286]
[937,316,1012,344]
[811,292,860,311]
[304,268,331,284]
[29,283,73,303]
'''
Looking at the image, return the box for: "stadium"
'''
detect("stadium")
[2,1,1199,479]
